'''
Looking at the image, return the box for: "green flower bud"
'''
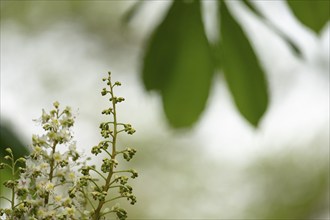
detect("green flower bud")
[91,146,102,155]
[79,176,91,186]
[4,180,17,189]
[61,118,74,127]
[100,141,109,150]
[114,81,122,86]
[128,195,137,205]
[16,157,26,163]
[91,191,107,201]
[68,187,76,198]
[119,176,128,185]
[101,88,108,96]
[59,160,69,167]
[101,158,118,173]
[81,166,91,176]
[17,188,28,197]
[130,169,138,179]
[63,106,72,116]
[119,185,133,195]
[112,207,127,220]
[18,167,26,173]
[123,124,136,134]
[42,124,51,131]
[123,152,130,161]
[126,128,136,135]
[117,97,125,102]
[5,148,12,154]
[53,101,60,108]
[101,108,112,115]
[99,122,104,129]
[41,109,50,123]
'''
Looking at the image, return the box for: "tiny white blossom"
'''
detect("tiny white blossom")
[54,195,62,203]
[17,177,30,190]
[45,182,54,192]
[53,152,62,162]
[67,171,75,181]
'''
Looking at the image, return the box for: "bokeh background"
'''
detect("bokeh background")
[0,0,329,219]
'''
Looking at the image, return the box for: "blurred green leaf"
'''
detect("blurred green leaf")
[142,0,215,128]
[219,1,268,126]
[122,1,144,24]
[0,123,29,197]
[0,123,29,161]
[287,0,330,33]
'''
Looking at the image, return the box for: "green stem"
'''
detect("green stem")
[92,78,118,220]
[2,163,12,169]
[53,181,74,188]
[108,185,121,189]
[44,109,60,205]
[116,129,126,134]
[90,168,107,181]
[89,179,101,191]
[81,189,96,211]
[0,196,12,203]
[44,140,58,205]
[99,210,115,217]
[13,201,25,209]
[11,156,15,215]
[103,149,112,158]
[103,195,127,205]
[108,178,119,187]
[113,170,131,173]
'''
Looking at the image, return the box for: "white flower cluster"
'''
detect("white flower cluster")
[21,102,84,219]
[1,73,138,220]
[0,102,87,219]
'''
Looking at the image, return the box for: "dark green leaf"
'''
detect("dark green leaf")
[287,0,330,33]
[219,1,268,126]
[142,0,215,128]
[0,122,29,194]
[0,122,29,162]
[0,122,29,201]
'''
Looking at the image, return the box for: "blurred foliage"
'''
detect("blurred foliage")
[119,136,329,218]
[0,122,29,199]
[141,0,329,128]
[287,0,330,33]
[142,0,215,128]
[219,1,268,126]
[0,122,29,164]
[1,0,329,129]
[120,137,226,218]
[241,0,302,56]
[0,0,127,47]
[246,145,329,219]
[142,0,269,128]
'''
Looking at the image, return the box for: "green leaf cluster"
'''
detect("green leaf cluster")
[140,0,329,128]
